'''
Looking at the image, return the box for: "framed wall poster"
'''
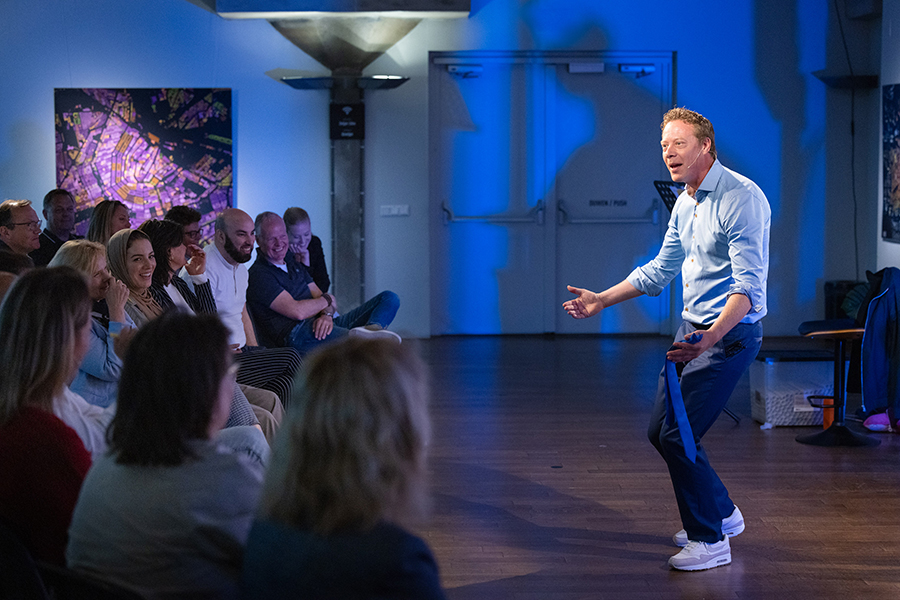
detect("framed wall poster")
[54,88,232,244]
[883,83,900,243]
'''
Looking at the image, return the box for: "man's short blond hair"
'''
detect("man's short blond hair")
[662,107,717,161]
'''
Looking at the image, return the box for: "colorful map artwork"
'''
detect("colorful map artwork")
[883,83,900,243]
[54,88,232,244]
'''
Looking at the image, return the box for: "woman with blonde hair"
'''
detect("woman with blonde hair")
[241,337,446,599]
[85,199,131,246]
[50,239,136,409]
[0,267,94,565]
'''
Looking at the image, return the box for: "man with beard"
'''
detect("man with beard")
[197,208,302,409]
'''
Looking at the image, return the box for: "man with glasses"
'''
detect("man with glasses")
[0,199,42,257]
[30,189,83,266]
[164,205,203,262]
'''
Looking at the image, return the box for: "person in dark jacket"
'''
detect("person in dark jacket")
[860,267,900,430]
[284,207,330,294]
[30,189,83,267]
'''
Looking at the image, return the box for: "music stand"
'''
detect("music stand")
[654,180,682,213]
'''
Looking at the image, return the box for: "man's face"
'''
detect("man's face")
[182,220,202,248]
[220,214,256,264]
[257,217,289,264]
[45,194,76,236]
[1,206,42,254]
[661,119,708,189]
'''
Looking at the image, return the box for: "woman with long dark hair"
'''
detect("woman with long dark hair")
[139,218,286,440]
[67,311,266,598]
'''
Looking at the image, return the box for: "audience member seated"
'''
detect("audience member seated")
[139,218,214,314]
[247,212,400,354]
[139,219,283,435]
[0,268,94,565]
[106,228,260,431]
[241,337,446,599]
[164,204,203,261]
[49,240,136,409]
[0,199,42,256]
[67,311,266,599]
[0,249,34,275]
[85,199,131,246]
[201,208,302,406]
[0,249,34,300]
[30,189,82,266]
[284,206,330,293]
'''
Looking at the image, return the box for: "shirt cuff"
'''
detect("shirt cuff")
[627,267,665,297]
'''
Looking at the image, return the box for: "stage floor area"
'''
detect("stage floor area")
[415,335,900,600]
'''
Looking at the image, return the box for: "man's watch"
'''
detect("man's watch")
[322,294,335,317]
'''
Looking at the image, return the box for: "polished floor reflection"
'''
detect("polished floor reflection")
[415,335,900,600]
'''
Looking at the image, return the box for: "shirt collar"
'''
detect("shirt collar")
[695,159,724,201]
[206,242,237,272]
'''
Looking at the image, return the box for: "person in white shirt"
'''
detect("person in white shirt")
[200,208,301,410]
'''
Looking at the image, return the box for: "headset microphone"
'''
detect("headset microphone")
[685,147,705,169]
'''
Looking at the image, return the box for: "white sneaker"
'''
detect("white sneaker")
[349,326,401,344]
[673,506,744,547]
[668,538,731,571]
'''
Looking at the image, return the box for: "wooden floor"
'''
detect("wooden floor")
[413,335,900,600]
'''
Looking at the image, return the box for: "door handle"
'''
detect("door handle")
[442,201,545,225]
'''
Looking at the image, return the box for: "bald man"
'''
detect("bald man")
[189,208,301,409]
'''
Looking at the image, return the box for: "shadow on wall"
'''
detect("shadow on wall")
[754,0,822,316]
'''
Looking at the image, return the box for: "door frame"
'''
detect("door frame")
[429,50,677,336]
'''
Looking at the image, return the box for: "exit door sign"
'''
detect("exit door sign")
[330,104,365,140]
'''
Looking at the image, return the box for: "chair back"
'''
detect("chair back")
[0,518,51,600]
[37,561,150,600]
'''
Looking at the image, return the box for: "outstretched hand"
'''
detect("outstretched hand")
[562,285,603,319]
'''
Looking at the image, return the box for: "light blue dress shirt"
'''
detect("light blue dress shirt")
[627,160,770,325]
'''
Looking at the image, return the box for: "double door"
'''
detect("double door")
[429,51,676,335]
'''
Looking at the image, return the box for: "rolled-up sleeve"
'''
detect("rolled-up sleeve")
[627,206,686,297]
[722,189,770,314]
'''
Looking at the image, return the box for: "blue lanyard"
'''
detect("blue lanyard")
[664,332,703,463]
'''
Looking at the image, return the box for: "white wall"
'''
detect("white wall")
[0,0,880,337]
[0,0,333,269]
[879,0,900,269]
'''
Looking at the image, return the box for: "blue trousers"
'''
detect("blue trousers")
[648,320,762,543]
[286,290,400,355]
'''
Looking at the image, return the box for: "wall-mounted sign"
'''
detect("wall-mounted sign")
[330,103,365,140]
